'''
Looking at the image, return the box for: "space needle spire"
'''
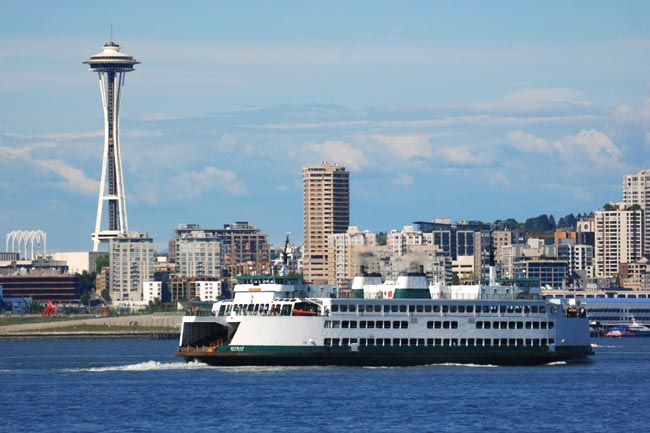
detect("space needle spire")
[84,40,140,252]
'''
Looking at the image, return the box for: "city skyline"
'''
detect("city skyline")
[2,1,650,252]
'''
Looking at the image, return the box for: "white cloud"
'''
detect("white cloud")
[5,130,103,141]
[436,146,484,165]
[471,88,589,112]
[372,135,431,160]
[305,140,369,170]
[214,134,237,152]
[391,173,414,186]
[34,159,99,195]
[613,98,650,123]
[554,129,620,165]
[171,166,248,198]
[506,131,551,154]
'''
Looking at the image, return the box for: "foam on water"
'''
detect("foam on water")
[71,360,212,372]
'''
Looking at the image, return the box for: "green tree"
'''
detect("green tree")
[376,231,387,246]
[602,203,615,211]
[627,204,642,211]
[95,254,109,272]
[100,288,111,303]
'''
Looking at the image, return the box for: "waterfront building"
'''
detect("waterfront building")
[175,230,222,278]
[50,252,103,274]
[196,280,222,302]
[303,162,350,284]
[85,41,139,252]
[328,226,376,294]
[514,259,568,289]
[594,203,643,278]
[142,281,162,303]
[108,232,154,304]
[0,275,81,304]
[623,169,650,255]
[169,276,222,302]
[557,239,594,277]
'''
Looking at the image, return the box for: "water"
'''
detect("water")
[1,338,648,433]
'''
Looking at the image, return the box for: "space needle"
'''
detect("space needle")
[84,40,139,252]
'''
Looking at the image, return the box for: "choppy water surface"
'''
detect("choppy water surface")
[1,338,648,432]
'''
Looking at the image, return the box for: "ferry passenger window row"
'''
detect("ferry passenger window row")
[475,320,554,330]
[329,303,547,315]
[426,321,459,329]
[324,320,409,329]
[324,337,554,347]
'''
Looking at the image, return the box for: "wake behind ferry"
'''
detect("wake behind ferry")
[174,270,593,366]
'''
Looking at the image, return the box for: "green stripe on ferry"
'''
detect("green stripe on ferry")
[392,288,431,299]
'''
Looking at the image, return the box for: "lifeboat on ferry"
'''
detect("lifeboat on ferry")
[292,308,317,316]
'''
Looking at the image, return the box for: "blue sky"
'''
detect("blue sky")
[2,1,650,252]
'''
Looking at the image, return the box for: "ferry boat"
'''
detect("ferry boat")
[174,271,593,366]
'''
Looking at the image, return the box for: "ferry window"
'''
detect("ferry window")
[483,306,490,313]
[324,321,331,328]
[476,321,483,329]
[374,305,382,313]
[516,339,523,346]
[331,305,339,313]
[360,338,367,346]
[533,322,539,329]
[393,338,400,346]
[549,321,554,329]
[500,306,507,313]
[342,321,349,328]
[376,321,383,329]
[218,306,226,316]
[427,321,434,329]
[383,305,390,313]
[342,338,349,346]
[541,322,547,329]
[410,338,417,346]
[427,338,434,346]
[409,305,415,313]
[400,305,407,313]
[367,321,375,329]
[460,338,466,346]
[549,338,555,345]
[493,321,499,329]
[435,321,442,329]
[484,321,491,329]
[281,305,292,316]
[401,321,409,329]
[442,305,449,313]
[375,339,383,347]
[360,321,367,328]
[443,338,450,346]
[517,322,523,329]
[368,338,375,345]
[509,339,516,346]
[539,306,546,313]
[500,338,508,346]
[490,306,498,313]
[541,339,548,346]
[340,305,348,313]
[332,338,340,346]
[366,305,373,312]
[418,338,425,346]
[324,338,331,346]
[550,306,558,314]
[533,339,540,346]
[425,305,432,313]
[384,321,391,328]
[458,305,465,313]
[350,321,357,329]
[332,321,340,328]
[507,306,514,313]
[443,321,450,329]
[531,306,538,313]
[514,306,522,313]
[525,322,532,329]
[451,321,458,329]
[468,338,475,346]
[433,305,441,313]
[450,305,457,313]
[254,304,259,312]
[476,338,483,346]
[501,321,508,329]
[393,321,400,329]
[401,338,408,346]
[391,305,398,313]
[248,304,254,312]
[435,338,442,346]
[417,305,424,313]
[525,339,531,346]
[509,321,515,329]
[467,306,474,313]
[349,305,356,313]
[351,339,358,344]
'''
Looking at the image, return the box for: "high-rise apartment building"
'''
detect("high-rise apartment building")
[623,169,650,256]
[594,204,643,278]
[303,162,350,284]
[328,226,376,293]
[108,231,154,304]
[175,230,222,278]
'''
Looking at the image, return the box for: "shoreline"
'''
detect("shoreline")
[0,331,180,341]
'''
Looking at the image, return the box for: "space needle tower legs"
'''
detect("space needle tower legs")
[84,41,140,252]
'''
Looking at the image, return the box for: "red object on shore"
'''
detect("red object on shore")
[102,305,108,316]
[41,300,57,317]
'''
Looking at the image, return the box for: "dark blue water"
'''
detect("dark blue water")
[0,338,647,432]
